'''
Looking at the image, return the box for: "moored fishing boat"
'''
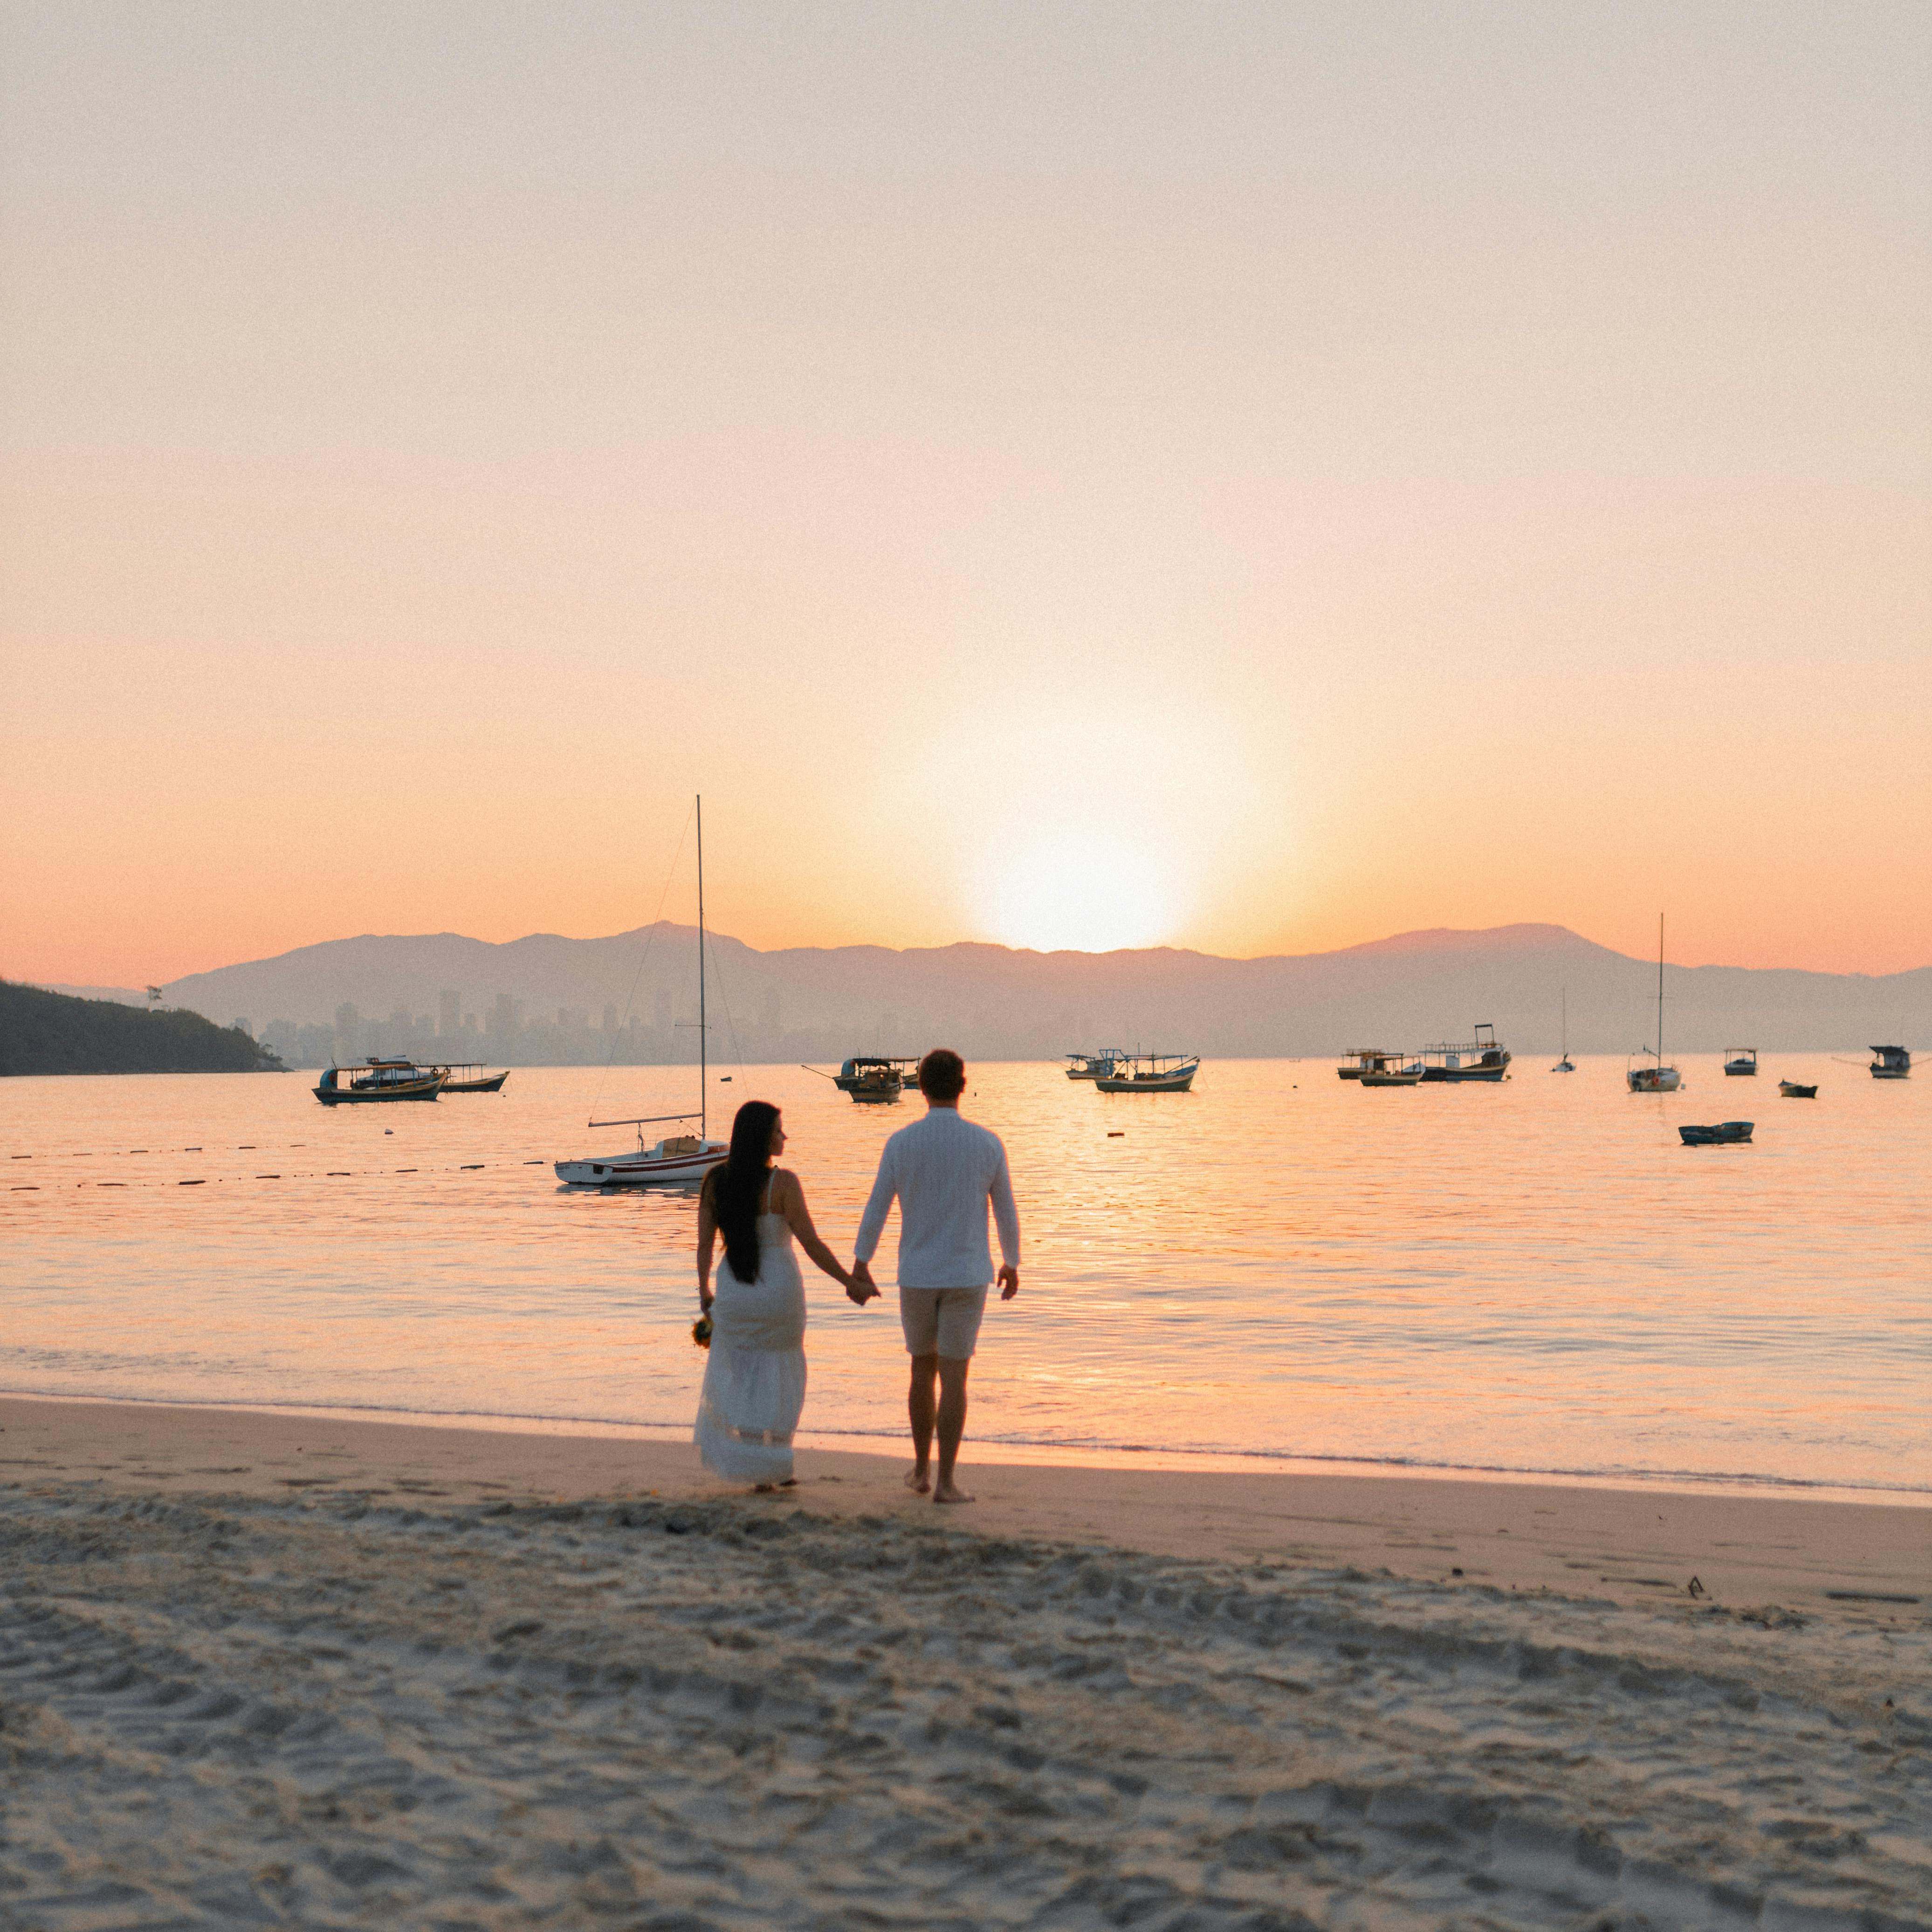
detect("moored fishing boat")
[1066,1050,1128,1081]
[555,798,728,1188]
[1420,1023,1511,1082]
[1360,1061,1423,1087]
[1552,990,1574,1072]
[1870,1045,1911,1080]
[1779,1080,1818,1098]
[314,1059,447,1105]
[834,1057,913,1102]
[1095,1053,1199,1093]
[1337,1048,1406,1080]
[1679,1120,1753,1146]
[1723,1047,1758,1076]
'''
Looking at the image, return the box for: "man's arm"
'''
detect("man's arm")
[990,1145,1020,1299]
[853,1143,898,1268]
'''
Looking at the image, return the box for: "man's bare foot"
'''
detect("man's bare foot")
[904,1465,931,1494]
[932,1480,974,1505]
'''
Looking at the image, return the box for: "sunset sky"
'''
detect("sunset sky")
[3,1,1927,986]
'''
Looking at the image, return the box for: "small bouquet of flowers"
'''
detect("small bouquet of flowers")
[692,1312,712,1349]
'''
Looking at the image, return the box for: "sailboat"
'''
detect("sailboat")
[554,798,730,1187]
[1551,990,1575,1073]
[1627,915,1682,1093]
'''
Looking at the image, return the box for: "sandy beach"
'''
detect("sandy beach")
[3,1397,1929,1929]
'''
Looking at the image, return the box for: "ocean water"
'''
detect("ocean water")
[3,1056,1927,1500]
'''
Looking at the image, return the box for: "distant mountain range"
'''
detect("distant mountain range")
[68,923,1928,1066]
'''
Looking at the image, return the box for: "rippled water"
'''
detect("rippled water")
[3,1057,1926,1498]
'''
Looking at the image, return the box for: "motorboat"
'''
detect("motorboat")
[1094,1053,1199,1093]
[1870,1045,1911,1080]
[1779,1081,1818,1098]
[1723,1047,1758,1077]
[555,798,728,1188]
[1420,1024,1511,1082]
[1066,1050,1128,1081]
[1552,990,1574,1072]
[1679,1121,1753,1146]
[1337,1048,1407,1080]
[314,1059,447,1105]
[1628,917,1682,1093]
[436,1062,510,1093]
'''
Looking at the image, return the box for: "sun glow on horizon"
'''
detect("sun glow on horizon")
[977,831,1185,955]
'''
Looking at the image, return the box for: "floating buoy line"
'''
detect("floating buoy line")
[7,1157,557,1193]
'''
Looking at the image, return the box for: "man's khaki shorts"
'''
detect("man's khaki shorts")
[899,1286,989,1360]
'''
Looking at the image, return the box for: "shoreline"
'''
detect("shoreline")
[7,1387,1926,1511]
[4,1393,1926,1614]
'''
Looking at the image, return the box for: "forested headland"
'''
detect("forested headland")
[0,983,287,1077]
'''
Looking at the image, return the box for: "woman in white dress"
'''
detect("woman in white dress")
[694,1100,857,1489]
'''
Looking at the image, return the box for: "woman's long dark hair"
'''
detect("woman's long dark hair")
[709,1100,780,1285]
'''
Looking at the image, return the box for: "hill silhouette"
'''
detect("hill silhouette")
[0,983,287,1077]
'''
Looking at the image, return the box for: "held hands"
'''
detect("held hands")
[846,1258,880,1306]
[997,1264,1020,1302]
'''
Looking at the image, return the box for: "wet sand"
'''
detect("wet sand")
[2,1395,1928,1928]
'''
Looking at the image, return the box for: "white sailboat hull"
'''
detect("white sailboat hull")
[1627,1067,1682,1093]
[552,794,726,1189]
[557,1140,727,1187]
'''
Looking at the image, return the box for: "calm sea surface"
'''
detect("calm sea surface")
[3,1057,1926,1500]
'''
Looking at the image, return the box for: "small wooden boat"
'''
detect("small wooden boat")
[1420,1023,1511,1082]
[1360,1063,1423,1087]
[1552,991,1574,1072]
[315,1059,446,1105]
[1095,1053,1199,1093]
[436,1063,509,1093]
[1066,1050,1128,1080]
[1723,1047,1758,1076]
[1870,1045,1911,1080]
[1679,1120,1753,1146]
[1779,1081,1817,1098]
[1337,1048,1405,1080]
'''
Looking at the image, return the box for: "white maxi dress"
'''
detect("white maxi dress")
[694,1183,806,1485]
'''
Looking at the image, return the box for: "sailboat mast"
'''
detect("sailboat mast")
[1657,914,1664,1064]
[697,795,707,1141]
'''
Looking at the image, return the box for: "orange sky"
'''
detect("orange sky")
[4,3,1928,985]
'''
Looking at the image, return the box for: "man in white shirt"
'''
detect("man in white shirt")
[850,1048,1020,1504]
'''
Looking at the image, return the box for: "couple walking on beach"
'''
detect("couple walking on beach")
[693,1048,1021,1505]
